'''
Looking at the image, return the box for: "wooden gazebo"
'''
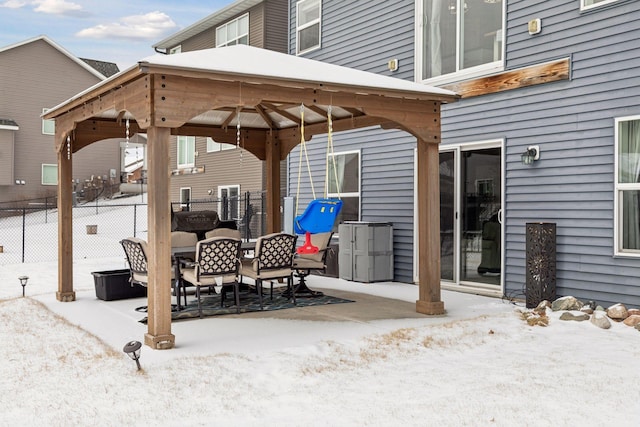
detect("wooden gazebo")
[44,45,458,349]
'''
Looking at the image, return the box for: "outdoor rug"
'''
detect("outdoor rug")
[137,290,354,322]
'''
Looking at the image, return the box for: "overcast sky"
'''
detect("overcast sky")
[0,0,233,71]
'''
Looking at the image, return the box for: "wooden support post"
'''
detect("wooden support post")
[57,136,75,302]
[415,137,445,315]
[144,126,175,349]
[265,132,282,234]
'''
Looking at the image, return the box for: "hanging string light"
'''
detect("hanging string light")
[66,135,71,160]
[236,106,242,164]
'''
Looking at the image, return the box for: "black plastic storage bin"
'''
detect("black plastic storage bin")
[92,269,147,301]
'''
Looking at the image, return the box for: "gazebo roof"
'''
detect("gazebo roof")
[45,45,458,156]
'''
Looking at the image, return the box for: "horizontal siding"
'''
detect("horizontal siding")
[287,0,640,306]
[0,38,117,203]
[288,0,418,283]
[441,0,640,307]
[264,0,288,52]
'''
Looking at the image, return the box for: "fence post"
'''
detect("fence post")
[45,197,48,224]
[133,204,137,237]
[22,208,26,263]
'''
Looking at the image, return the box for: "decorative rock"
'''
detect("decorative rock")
[636,324,640,332]
[559,312,590,322]
[606,303,629,321]
[534,300,551,315]
[595,306,605,311]
[580,307,594,315]
[623,315,640,327]
[628,309,640,317]
[590,311,611,329]
[584,300,598,310]
[552,296,583,312]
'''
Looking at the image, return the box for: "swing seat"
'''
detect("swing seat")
[295,199,341,254]
[294,199,343,235]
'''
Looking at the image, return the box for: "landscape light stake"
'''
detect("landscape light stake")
[19,276,29,297]
[123,340,142,370]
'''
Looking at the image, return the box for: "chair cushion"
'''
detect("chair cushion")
[292,257,324,270]
[239,259,291,280]
[182,267,236,286]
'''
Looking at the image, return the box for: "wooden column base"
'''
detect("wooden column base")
[144,333,175,350]
[416,300,445,315]
[56,291,76,302]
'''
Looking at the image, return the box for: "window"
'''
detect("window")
[418,0,503,82]
[296,0,321,54]
[327,151,360,227]
[216,14,249,47]
[169,45,182,54]
[615,116,640,256]
[581,0,619,10]
[42,108,55,135]
[206,137,235,153]
[177,136,195,168]
[218,185,240,220]
[42,164,58,185]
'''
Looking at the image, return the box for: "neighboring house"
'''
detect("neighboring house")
[152,0,289,219]
[0,36,121,205]
[287,0,640,308]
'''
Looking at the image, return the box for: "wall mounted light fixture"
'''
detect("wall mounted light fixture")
[521,145,540,165]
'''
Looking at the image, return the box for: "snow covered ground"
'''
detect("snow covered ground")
[0,201,639,426]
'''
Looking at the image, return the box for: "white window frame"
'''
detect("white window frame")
[581,0,619,10]
[216,13,249,47]
[42,108,55,135]
[218,184,241,220]
[169,45,182,54]
[296,0,321,55]
[206,137,235,153]
[414,0,505,86]
[614,115,640,257]
[326,149,360,224]
[42,164,58,185]
[180,187,191,210]
[177,136,195,169]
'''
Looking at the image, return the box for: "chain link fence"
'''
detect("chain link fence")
[0,191,271,265]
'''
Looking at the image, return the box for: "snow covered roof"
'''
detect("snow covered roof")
[138,45,457,99]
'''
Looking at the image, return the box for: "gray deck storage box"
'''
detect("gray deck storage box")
[92,269,147,301]
[339,222,393,282]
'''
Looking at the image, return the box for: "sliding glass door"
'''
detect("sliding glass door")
[438,144,503,289]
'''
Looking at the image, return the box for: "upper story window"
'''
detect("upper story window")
[582,0,619,10]
[42,108,55,135]
[615,116,640,256]
[216,13,249,47]
[418,0,504,84]
[206,137,235,153]
[177,136,195,168]
[296,0,321,54]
